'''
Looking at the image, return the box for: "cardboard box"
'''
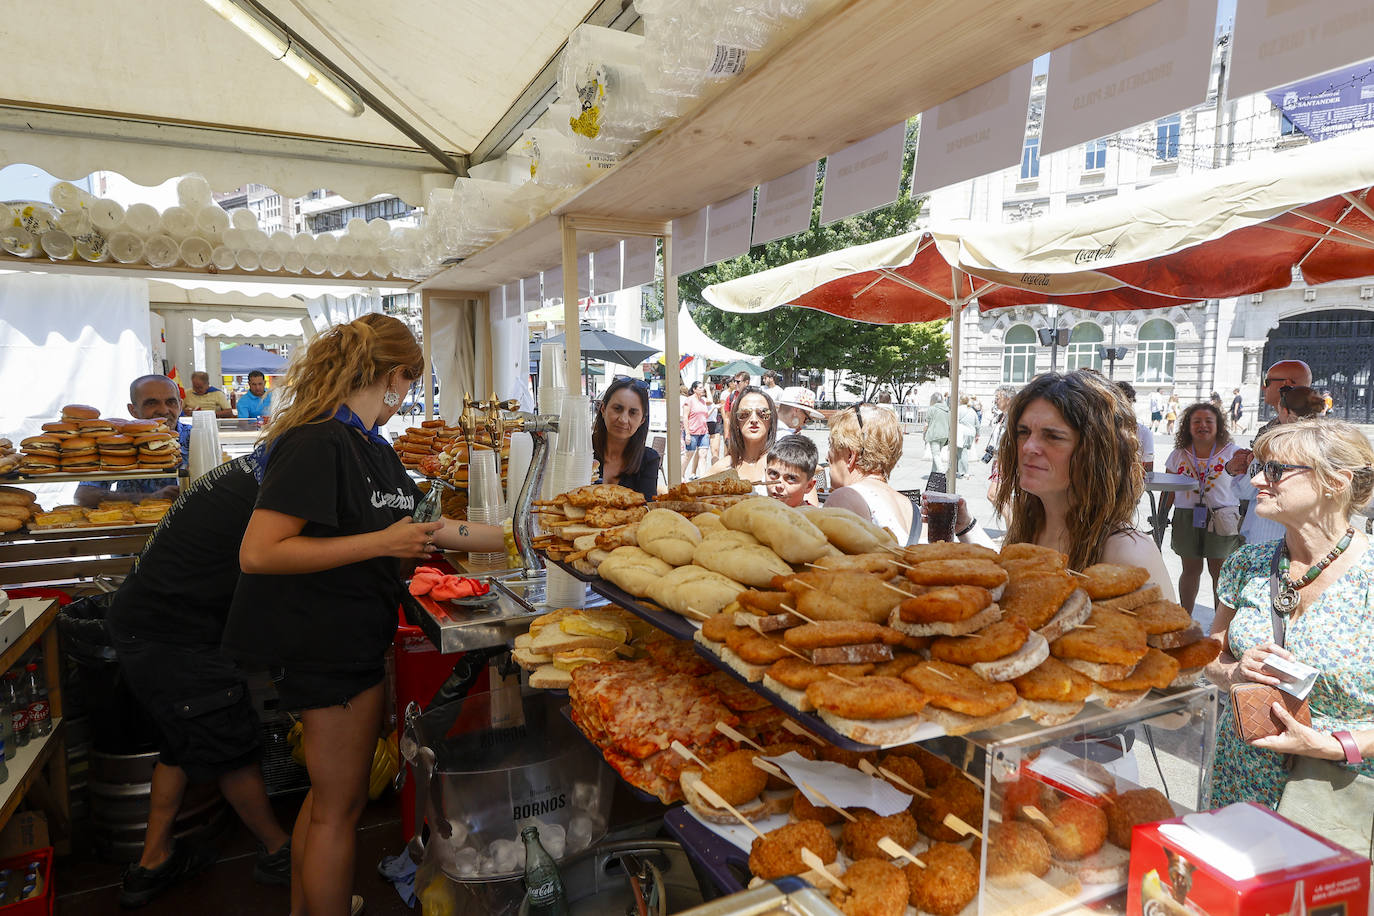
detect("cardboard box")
[0,814,47,860]
[1128,803,1368,916]
[0,605,25,656]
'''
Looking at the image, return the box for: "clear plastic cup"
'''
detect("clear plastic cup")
[0,226,38,258]
[234,248,261,271]
[197,205,230,241]
[282,250,306,274]
[75,233,109,262]
[40,229,75,260]
[327,254,348,277]
[922,492,962,543]
[108,232,144,264]
[177,174,214,210]
[49,181,92,213]
[160,206,197,239]
[315,233,339,255]
[230,209,259,232]
[211,245,237,271]
[269,230,293,251]
[259,249,284,272]
[305,253,328,275]
[123,203,162,237]
[180,237,214,269]
[55,208,91,237]
[90,199,125,234]
[144,234,180,268]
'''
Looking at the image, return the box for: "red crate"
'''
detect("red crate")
[0,848,53,916]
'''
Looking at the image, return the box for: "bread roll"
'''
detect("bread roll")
[722,497,830,563]
[636,508,703,567]
[597,546,673,598]
[692,536,791,589]
[647,565,746,618]
[805,506,898,554]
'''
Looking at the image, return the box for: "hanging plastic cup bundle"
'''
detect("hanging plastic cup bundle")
[180,237,214,269]
[41,229,76,261]
[90,199,126,235]
[160,205,197,240]
[144,234,181,268]
[123,203,162,238]
[108,232,145,264]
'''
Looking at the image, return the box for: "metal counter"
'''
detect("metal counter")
[406,570,606,654]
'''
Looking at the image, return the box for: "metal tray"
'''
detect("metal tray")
[662,804,752,896]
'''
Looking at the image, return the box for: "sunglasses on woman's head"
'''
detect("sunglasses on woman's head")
[612,375,648,390]
[1249,459,1312,485]
[852,404,865,429]
[737,408,771,421]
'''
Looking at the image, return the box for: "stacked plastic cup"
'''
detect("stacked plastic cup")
[466,448,508,572]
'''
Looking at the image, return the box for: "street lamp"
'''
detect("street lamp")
[1097,345,1128,379]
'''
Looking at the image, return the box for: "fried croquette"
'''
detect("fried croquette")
[931,616,1031,665]
[875,754,926,794]
[870,653,926,678]
[915,776,984,842]
[841,809,922,861]
[1000,569,1079,629]
[906,843,979,916]
[809,553,902,577]
[748,819,838,879]
[1103,787,1174,848]
[785,621,907,648]
[766,657,876,689]
[737,589,793,614]
[1001,776,1054,822]
[897,585,994,624]
[1163,636,1222,669]
[779,570,905,623]
[701,614,741,643]
[902,543,998,563]
[1038,796,1107,860]
[999,543,1068,568]
[1096,647,1180,692]
[897,745,962,788]
[905,559,1008,591]
[726,628,791,665]
[1050,607,1148,666]
[1080,563,1150,600]
[806,676,929,720]
[1133,600,1194,635]
[984,821,1052,877]
[1012,657,1094,702]
[792,787,845,825]
[697,749,768,806]
[902,661,1018,717]
[830,858,908,916]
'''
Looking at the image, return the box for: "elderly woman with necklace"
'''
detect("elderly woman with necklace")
[1204,420,1374,853]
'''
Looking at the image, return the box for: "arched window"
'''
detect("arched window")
[1003,324,1038,383]
[1136,319,1176,383]
[1064,322,1103,372]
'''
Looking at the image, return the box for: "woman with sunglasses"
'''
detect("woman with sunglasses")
[1161,402,1244,613]
[593,376,659,500]
[1204,420,1374,850]
[709,385,776,483]
[992,371,1173,591]
[825,404,922,545]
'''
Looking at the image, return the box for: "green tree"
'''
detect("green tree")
[670,120,949,395]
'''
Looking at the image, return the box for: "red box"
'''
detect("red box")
[0,847,54,916]
[1127,804,1368,916]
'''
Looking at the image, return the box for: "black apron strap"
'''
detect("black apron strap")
[904,492,923,547]
[1269,542,1287,647]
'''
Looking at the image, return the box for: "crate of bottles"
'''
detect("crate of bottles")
[0,847,53,915]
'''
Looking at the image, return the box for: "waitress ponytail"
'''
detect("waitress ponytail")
[259,313,423,449]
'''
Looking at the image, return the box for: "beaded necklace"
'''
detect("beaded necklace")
[1184,445,1223,498]
[1274,526,1355,614]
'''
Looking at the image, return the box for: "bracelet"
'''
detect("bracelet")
[955,517,978,538]
[1333,730,1362,765]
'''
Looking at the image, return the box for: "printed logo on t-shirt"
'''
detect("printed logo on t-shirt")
[371,487,416,511]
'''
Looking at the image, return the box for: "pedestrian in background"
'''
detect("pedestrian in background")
[1229,387,1243,431]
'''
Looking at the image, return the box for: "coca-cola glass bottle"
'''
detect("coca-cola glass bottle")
[22,664,50,740]
[520,825,569,915]
[5,674,28,749]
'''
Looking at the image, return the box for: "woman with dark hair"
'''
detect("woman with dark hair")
[593,376,660,500]
[991,370,1173,592]
[709,385,777,483]
[1278,385,1327,423]
[1161,401,1244,612]
[224,314,503,916]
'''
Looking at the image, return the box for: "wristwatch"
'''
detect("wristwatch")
[1333,730,1362,765]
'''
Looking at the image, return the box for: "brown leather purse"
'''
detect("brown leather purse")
[1230,682,1311,743]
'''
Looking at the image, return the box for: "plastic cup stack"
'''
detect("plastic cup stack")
[188,410,221,482]
[544,393,594,607]
[466,449,507,572]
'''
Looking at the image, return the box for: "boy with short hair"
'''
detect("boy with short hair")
[765,435,819,507]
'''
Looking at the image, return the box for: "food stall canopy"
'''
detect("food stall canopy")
[218,343,289,374]
[0,0,609,203]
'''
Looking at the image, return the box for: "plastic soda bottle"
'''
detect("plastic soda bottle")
[520,825,569,915]
[5,675,28,749]
[23,664,50,739]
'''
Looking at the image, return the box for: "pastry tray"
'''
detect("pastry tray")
[558,703,674,808]
[545,558,700,642]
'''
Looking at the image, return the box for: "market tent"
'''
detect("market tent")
[0,0,618,203]
[705,359,769,377]
[540,325,660,367]
[219,343,289,375]
[676,308,758,363]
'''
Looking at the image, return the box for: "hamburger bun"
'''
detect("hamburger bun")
[121,420,162,434]
[133,433,176,449]
[21,455,60,473]
[21,436,63,456]
[97,435,136,453]
[100,454,138,469]
[76,418,116,434]
[60,456,101,470]
[40,422,77,437]
[60,436,97,454]
[61,404,101,420]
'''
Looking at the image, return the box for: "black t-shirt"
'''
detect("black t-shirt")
[596,446,660,501]
[222,420,422,673]
[106,455,260,645]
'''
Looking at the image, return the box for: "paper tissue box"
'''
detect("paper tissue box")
[1127,802,1368,916]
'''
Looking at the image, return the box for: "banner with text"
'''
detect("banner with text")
[820,123,906,225]
[670,208,709,276]
[622,236,657,289]
[913,62,1034,194]
[753,161,818,245]
[593,242,623,294]
[1042,0,1216,155]
[1267,63,1374,142]
[1231,0,1374,98]
[705,190,755,266]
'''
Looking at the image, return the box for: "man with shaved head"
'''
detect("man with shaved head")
[1226,358,1313,545]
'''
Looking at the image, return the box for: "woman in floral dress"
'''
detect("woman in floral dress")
[1206,420,1374,847]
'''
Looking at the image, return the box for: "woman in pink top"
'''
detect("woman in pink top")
[683,381,711,479]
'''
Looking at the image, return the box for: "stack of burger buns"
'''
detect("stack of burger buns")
[16,405,181,476]
[0,437,19,476]
[0,486,38,533]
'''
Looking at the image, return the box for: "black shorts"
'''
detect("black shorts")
[706,420,720,436]
[112,635,261,783]
[270,666,385,714]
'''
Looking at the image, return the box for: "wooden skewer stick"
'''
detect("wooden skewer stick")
[744,615,766,634]
[1072,623,1097,630]
[716,721,763,751]
[782,718,825,745]
[887,559,919,571]
[794,579,819,590]
[867,760,931,800]
[779,642,814,663]
[778,603,818,625]
[924,665,956,680]
[827,671,861,686]
[1022,805,1054,828]
[942,813,984,840]
[799,781,858,823]
[682,606,713,621]
[880,580,917,598]
[693,782,766,839]
[670,740,712,770]
[751,758,795,786]
[877,836,925,868]
[800,848,847,892]
[1066,568,1089,579]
